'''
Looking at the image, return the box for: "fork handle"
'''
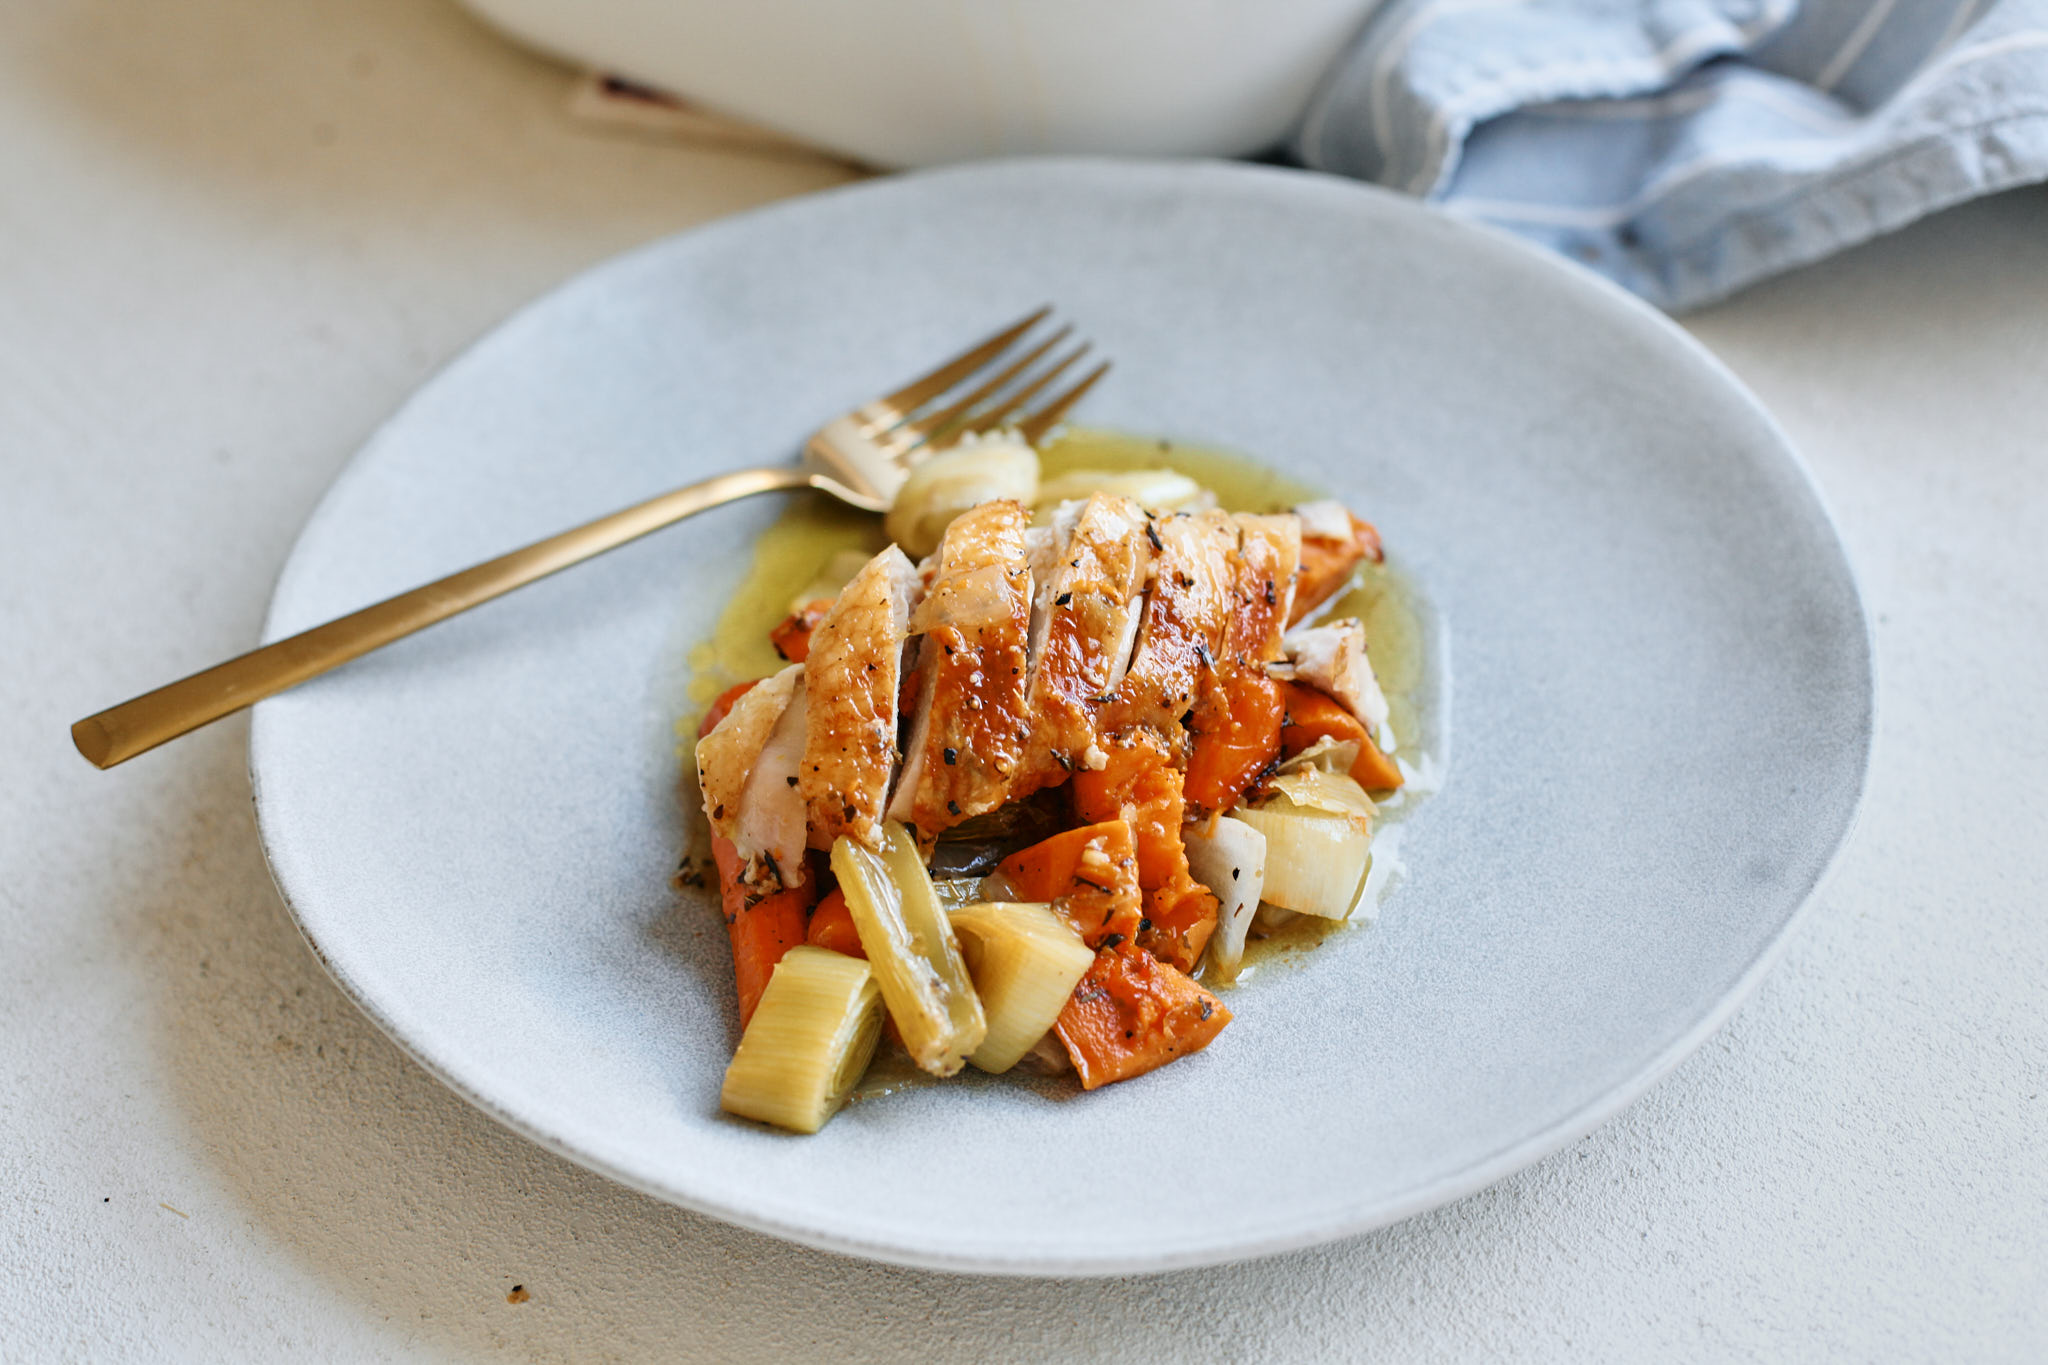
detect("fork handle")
[72,464,822,769]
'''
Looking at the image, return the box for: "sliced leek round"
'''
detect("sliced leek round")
[720,946,884,1135]
[948,902,1095,1074]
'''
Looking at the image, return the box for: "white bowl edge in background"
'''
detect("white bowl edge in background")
[456,0,1381,167]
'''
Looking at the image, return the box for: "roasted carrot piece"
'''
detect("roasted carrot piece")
[804,886,866,959]
[711,835,817,1027]
[1291,510,1383,625]
[767,599,833,664]
[1183,671,1285,815]
[1054,947,1231,1089]
[1071,734,1218,970]
[1279,682,1404,792]
[997,820,1143,951]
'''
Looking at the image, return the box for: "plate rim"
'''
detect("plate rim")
[248,155,1875,1276]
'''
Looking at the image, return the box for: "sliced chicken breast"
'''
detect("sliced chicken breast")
[696,663,808,892]
[1021,493,1153,778]
[1225,513,1302,667]
[888,500,1035,838]
[1103,509,1237,741]
[1172,513,1304,798]
[801,545,921,851]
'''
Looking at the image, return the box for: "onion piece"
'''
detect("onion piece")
[929,876,987,911]
[1183,815,1267,978]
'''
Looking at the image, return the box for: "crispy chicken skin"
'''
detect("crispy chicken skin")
[800,545,920,850]
[1100,510,1237,740]
[1224,513,1302,668]
[696,663,807,893]
[1021,494,1154,781]
[889,500,1036,838]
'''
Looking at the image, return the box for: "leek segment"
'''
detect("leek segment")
[832,823,988,1076]
[1231,778,1374,919]
[948,902,1095,1074]
[720,946,883,1135]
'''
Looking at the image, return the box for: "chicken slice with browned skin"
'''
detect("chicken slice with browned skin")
[1020,493,1153,782]
[887,500,1035,838]
[696,663,808,893]
[1177,513,1303,783]
[1100,509,1237,741]
[1224,513,1302,668]
[801,545,920,851]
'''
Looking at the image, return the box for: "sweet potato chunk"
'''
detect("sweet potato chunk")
[996,820,1143,951]
[1055,948,1231,1089]
[1291,507,1382,625]
[1183,671,1285,815]
[1279,682,1403,791]
[1071,733,1218,970]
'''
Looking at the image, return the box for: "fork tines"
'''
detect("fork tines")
[857,307,1110,458]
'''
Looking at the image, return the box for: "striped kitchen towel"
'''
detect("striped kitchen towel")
[1294,0,2048,310]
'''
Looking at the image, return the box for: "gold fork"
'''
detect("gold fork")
[71,307,1107,769]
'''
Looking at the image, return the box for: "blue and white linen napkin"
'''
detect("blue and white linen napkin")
[1294,0,2048,309]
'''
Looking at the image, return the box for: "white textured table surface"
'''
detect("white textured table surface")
[4,2,2043,1359]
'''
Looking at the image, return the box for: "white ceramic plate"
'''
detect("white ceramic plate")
[251,159,1871,1275]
